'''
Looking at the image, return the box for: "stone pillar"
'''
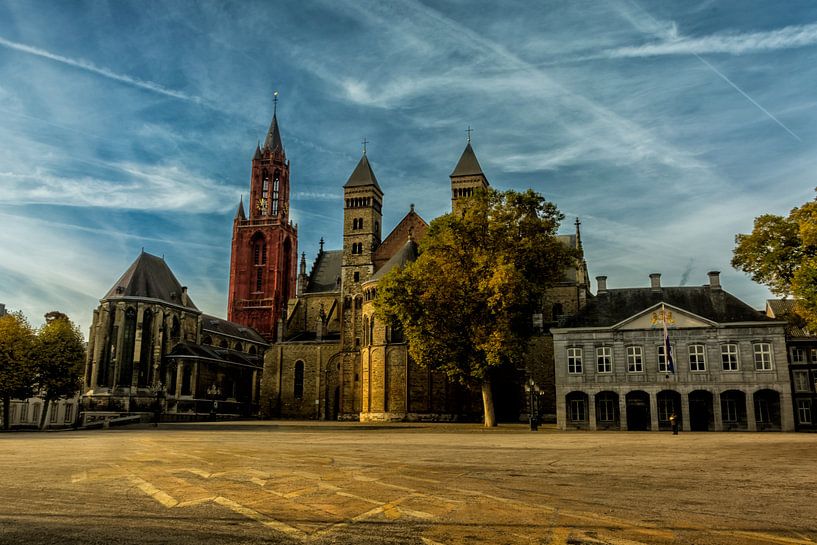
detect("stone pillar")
[712,391,723,431]
[618,395,628,431]
[132,305,145,388]
[90,309,106,389]
[746,390,757,431]
[779,389,795,431]
[680,392,691,432]
[175,363,184,397]
[112,303,126,388]
[588,393,597,431]
[649,391,659,431]
[556,391,567,430]
[251,370,258,404]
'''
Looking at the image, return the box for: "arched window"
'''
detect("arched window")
[369,316,375,345]
[363,317,369,345]
[171,315,180,341]
[120,307,137,387]
[138,309,153,387]
[181,365,192,396]
[261,171,269,200]
[294,361,305,400]
[234,342,243,352]
[256,269,263,292]
[391,319,404,343]
[272,171,280,215]
[252,234,266,265]
[219,339,228,349]
[202,335,213,345]
[249,346,257,356]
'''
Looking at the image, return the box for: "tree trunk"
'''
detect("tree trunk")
[481,379,497,427]
[39,398,50,430]
[2,397,9,430]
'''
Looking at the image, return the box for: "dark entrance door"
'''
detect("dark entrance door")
[688,390,713,431]
[626,391,651,430]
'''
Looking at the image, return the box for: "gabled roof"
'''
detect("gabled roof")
[306,250,343,293]
[344,154,382,192]
[450,142,484,177]
[201,314,268,344]
[104,252,198,310]
[766,299,811,337]
[263,113,283,152]
[369,238,419,283]
[564,286,768,328]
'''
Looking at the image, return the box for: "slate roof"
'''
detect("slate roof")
[369,239,419,282]
[766,299,811,337]
[201,314,268,344]
[564,286,769,328]
[306,250,343,293]
[344,154,383,192]
[167,342,263,369]
[450,142,484,177]
[263,113,283,151]
[104,252,198,310]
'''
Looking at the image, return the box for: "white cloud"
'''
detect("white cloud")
[0,35,208,105]
[606,23,817,58]
[0,162,238,213]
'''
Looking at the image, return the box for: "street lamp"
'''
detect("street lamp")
[207,383,221,421]
[524,377,540,432]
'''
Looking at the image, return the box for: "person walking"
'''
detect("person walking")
[669,412,679,435]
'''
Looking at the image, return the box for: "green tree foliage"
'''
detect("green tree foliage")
[0,311,36,430]
[732,192,817,328]
[376,188,577,426]
[31,311,86,429]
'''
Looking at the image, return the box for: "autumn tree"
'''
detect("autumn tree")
[0,311,36,430]
[376,188,577,426]
[31,311,85,429]
[733,191,817,329]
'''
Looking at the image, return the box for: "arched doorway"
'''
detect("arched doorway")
[688,390,713,431]
[657,390,682,431]
[720,390,747,430]
[595,391,619,429]
[754,389,781,430]
[625,391,651,431]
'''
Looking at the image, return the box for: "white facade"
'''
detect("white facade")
[3,396,80,429]
[553,279,795,432]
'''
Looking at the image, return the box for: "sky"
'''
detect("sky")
[1,0,816,336]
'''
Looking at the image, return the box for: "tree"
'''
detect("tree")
[732,191,817,329]
[0,311,36,430]
[31,311,85,429]
[376,188,577,426]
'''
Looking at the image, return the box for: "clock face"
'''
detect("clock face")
[257,197,267,213]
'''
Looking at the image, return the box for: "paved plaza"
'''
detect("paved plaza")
[0,422,815,545]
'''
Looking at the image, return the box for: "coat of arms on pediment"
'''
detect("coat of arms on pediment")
[614,304,716,330]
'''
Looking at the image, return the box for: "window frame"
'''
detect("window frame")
[793,370,810,392]
[567,347,583,374]
[569,398,587,422]
[796,399,812,424]
[721,344,739,372]
[597,396,615,422]
[753,342,774,371]
[657,345,669,373]
[626,345,643,373]
[689,344,707,372]
[596,346,612,374]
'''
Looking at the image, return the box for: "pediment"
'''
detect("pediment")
[614,303,716,331]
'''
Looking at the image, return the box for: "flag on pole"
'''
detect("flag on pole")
[662,303,675,373]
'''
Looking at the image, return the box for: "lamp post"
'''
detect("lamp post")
[149,381,165,427]
[525,377,540,432]
[207,383,221,421]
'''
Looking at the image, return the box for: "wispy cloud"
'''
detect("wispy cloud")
[0,163,237,213]
[605,22,817,58]
[0,35,207,105]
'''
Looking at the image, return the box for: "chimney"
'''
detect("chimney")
[596,276,608,294]
[649,273,661,291]
[708,271,721,290]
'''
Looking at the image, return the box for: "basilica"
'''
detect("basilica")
[231,105,591,422]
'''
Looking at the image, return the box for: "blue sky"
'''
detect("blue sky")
[2,0,816,336]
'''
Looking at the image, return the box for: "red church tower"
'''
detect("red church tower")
[228,95,298,341]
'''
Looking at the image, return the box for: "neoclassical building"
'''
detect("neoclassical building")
[552,272,794,431]
[81,251,268,422]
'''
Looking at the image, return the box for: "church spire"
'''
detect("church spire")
[263,91,283,152]
[235,195,246,220]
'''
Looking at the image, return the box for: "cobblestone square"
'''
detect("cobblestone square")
[1,422,815,545]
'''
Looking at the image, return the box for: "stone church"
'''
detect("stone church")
[228,103,592,422]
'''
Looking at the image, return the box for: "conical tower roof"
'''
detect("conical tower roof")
[344,153,382,192]
[104,252,198,310]
[235,196,246,220]
[450,142,484,177]
[263,113,283,152]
